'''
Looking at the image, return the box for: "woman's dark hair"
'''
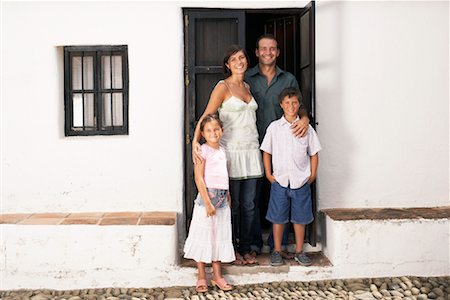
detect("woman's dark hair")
[200,113,223,132]
[222,45,249,78]
[278,87,303,104]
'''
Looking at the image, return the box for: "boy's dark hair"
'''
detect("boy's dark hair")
[278,87,303,104]
[222,45,249,77]
[200,113,223,132]
[255,34,279,49]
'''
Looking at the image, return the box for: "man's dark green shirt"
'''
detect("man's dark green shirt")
[245,65,299,142]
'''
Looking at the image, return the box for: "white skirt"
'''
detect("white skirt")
[184,203,235,263]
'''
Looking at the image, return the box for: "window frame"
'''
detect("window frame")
[64,45,129,136]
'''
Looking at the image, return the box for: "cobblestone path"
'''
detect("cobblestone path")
[1,276,449,300]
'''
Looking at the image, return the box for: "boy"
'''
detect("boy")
[260,87,321,266]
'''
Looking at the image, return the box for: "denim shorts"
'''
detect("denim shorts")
[194,188,229,209]
[265,181,313,225]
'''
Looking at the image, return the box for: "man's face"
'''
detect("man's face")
[255,38,280,66]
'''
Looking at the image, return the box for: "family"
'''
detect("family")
[183,34,322,293]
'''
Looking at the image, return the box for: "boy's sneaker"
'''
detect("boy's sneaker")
[294,251,312,266]
[270,251,285,266]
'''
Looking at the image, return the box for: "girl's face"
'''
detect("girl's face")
[201,120,223,145]
[226,50,248,76]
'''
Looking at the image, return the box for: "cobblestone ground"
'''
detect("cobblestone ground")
[1,276,449,300]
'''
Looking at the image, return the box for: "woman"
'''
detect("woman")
[192,45,263,265]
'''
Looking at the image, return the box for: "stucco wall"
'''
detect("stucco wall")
[2,1,449,214]
[315,1,449,209]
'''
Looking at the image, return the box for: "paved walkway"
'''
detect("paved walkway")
[1,276,448,300]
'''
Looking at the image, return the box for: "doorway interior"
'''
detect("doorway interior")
[183,3,317,249]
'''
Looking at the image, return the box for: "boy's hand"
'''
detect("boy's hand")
[205,202,216,217]
[291,116,309,137]
[308,176,316,184]
[266,174,277,184]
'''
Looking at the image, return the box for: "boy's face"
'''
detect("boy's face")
[280,96,300,119]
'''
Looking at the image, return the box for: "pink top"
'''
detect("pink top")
[201,144,229,190]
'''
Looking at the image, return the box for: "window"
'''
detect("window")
[64,45,129,136]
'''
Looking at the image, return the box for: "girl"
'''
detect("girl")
[184,114,235,293]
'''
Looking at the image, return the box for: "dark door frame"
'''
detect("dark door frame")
[182,3,317,246]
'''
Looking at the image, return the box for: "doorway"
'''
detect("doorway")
[183,3,317,246]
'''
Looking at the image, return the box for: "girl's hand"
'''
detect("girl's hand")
[205,202,216,217]
[192,141,203,164]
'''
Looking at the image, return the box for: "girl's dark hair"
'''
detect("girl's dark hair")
[222,45,249,78]
[200,113,223,131]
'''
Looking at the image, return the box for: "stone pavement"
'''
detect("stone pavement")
[1,276,449,300]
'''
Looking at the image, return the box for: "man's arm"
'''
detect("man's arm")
[291,105,310,137]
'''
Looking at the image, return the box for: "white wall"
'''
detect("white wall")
[2,2,185,213]
[315,1,449,209]
[2,1,449,214]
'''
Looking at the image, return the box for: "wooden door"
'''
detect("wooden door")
[183,9,245,228]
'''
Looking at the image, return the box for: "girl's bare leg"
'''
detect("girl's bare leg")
[211,261,222,280]
[197,262,207,280]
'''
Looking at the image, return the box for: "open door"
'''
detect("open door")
[183,9,245,228]
[183,3,317,246]
[299,1,317,246]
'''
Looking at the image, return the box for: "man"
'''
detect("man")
[245,34,310,257]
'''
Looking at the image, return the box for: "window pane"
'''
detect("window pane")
[83,56,94,90]
[112,56,122,89]
[102,93,123,127]
[102,93,112,127]
[102,56,111,89]
[84,93,95,127]
[73,93,83,127]
[112,93,123,126]
[102,55,123,89]
[72,57,82,90]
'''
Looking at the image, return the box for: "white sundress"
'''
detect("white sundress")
[218,81,264,180]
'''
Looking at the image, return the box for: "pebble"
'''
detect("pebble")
[417,294,428,300]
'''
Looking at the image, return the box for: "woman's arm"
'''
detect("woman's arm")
[192,83,228,164]
[194,160,215,217]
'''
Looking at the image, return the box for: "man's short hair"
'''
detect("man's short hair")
[278,87,303,104]
[256,34,279,49]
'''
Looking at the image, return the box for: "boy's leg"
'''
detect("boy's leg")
[273,223,284,252]
[293,223,306,253]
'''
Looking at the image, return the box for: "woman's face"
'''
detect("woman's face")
[226,50,248,76]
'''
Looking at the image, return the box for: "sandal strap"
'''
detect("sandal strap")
[196,279,207,288]
[213,277,231,288]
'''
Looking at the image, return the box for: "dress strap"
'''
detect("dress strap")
[222,80,234,97]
